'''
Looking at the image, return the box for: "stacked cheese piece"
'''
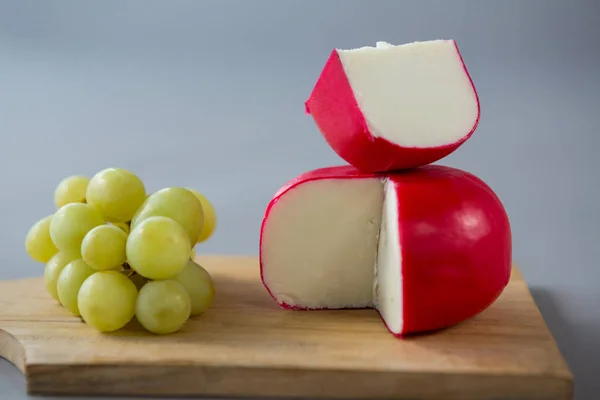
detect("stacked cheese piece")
[259,40,511,337]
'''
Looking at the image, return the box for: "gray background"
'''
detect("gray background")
[0,0,598,399]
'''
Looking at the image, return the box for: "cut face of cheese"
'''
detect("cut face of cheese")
[337,40,478,148]
[305,40,480,173]
[260,165,512,337]
[260,175,384,309]
[373,180,403,334]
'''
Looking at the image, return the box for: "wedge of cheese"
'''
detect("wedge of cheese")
[305,40,480,172]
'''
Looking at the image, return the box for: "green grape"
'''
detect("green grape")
[81,225,127,271]
[25,215,59,263]
[56,259,95,316]
[54,175,90,208]
[86,168,146,222]
[187,189,217,243]
[49,203,105,258]
[171,259,215,316]
[135,280,191,334]
[126,216,190,280]
[77,270,137,332]
[44,252,78,301]
[190,246,196,260]
[131,187,203,244]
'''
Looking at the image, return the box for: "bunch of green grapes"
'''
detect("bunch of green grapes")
[24,168,217,335]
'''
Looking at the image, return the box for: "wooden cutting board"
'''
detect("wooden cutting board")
[0,255,572,399]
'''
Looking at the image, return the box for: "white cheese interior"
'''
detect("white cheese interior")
[263,177,405,334]
[373,180,403,333]
[261,178,384,309]
[337,40,479,148]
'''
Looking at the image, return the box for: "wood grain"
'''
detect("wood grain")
[0,255,572,399]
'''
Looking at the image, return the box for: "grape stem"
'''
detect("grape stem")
[121,263,136,277]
